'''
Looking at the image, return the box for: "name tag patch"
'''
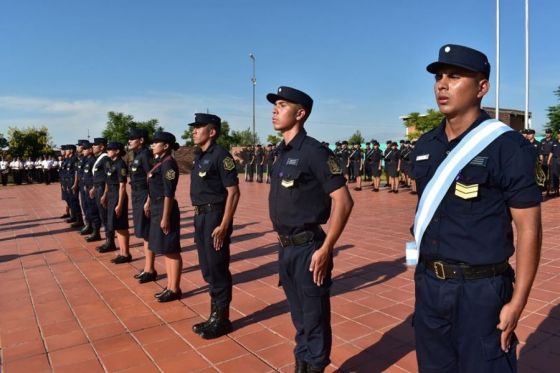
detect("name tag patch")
[416,154,430,161]
[455,182,479,199]
[286,158,299,166]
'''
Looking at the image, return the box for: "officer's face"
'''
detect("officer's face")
[107,149,118,159]
[433,67,489,117]
[151,141,169,156]
[192,124,213,146]
[272,100,306,132]
[128,138,142,150]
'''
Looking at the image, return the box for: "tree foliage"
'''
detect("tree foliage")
[348,130,365,145]
[546,86,560,133]
[7,126,54,158]
[102,112,162,144]
[404,109,444,139]
[266,133,282,145]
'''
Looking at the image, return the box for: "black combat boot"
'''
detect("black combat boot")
[86,227,102,242]
[192,301,217,335]
[70,217,84,229]
[80,223,92,235]
[199,304,233,340]
[306,366,325,373]
[295,358,308,373]
[97,234,117,253]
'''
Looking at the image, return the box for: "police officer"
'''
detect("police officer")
[265,143,276,183]
[78,141,93,236]
[547,131,560,197]
[244,145,255,182]
[411,44,542,372]
[128,128,156,282]
[255,144,265,183]
[189,113,240,339]
[363,142,373,182]
[0,157,9,186]
[267,86,353,373]
[383,140,392,187]
[66,145,84,228]
[540,129,555,195]
[149,132,182,302]
[81,141,102,241]
[90,138,116,252]
[385,142,400,193]
[369,141,383,191]
[338,140,350,182]
[105,142,131,264]
[400,140,412,188]
[58,146,71,218]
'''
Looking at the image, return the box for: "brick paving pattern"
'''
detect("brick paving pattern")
[0,180,559,372]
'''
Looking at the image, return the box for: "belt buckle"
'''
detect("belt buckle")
[194,206,199,215]
[433,261,446,280]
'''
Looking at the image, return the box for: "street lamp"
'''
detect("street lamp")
[249,53,256,145]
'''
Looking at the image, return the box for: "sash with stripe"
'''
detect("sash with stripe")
[412,119,512,259]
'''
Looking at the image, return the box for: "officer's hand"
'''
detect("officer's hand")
[160,217,170,235]
[115,204,122,218]
[72,185,77,193]
[309,248,329,286]
[211,225,227,251]
[497,302,523,353]
[89,188,95,199]
[144,202,151,218]
[101,195,107,208]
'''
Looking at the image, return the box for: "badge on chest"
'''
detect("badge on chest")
[454,182,479,199]
[281,179,294,188]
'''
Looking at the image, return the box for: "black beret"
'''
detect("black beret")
[106,142,124,151]
[188,113,221,128]
[93,137,107,146]
[153,131,176,145]
[128,128,148,140]
[427,44,490,79]
[266,86,313,114]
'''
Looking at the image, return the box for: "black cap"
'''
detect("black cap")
[266,86,313,114]
[188,113,221,128]
[335,141,341,146]
[106,142,124,151]
[391,142,398,147]
[427,44,490,79]
[373,141,379,146]
[527,129,536,134]
[128,128,148,140]
[386,140,392,144]
[153,131,176,145]
[77,139,88,146]
[60,145,68,151]
[365,142,371,146]
[82,141,92,149]
[545,129,552,134]
[341,140,348,145]
[93,137,107,146]
[68,144,76,151]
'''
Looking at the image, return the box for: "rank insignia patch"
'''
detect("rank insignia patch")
[223,157,235,171]
[121,168,127,176]
[165,169,176,180]
[327,156,342,175]
[281,179,295,188]
[455,182,479,199]
[198,171,207,178]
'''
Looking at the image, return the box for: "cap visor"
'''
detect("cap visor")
[426,61,479,75]
[266,93,281,104]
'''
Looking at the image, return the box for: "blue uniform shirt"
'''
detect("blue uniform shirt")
[129,147,152,190]
[411,111,541,265]
[269,129,346,235]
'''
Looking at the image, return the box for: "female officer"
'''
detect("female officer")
[148,131,182,302]
[385,141,401,193]
[127,128,156,283]
[105,142,131,263]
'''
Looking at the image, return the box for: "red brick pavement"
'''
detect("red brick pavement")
[0,180,558,372]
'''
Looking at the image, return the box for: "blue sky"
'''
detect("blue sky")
[1,0,558,146]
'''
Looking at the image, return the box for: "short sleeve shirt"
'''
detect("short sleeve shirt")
[149,156,179,199]
[269,129,347,235]
[410,111,541,265]
[190,143,238,206]
[130,147,152,190]
[106,157,127,186]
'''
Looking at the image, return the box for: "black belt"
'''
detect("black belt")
[422,258,509,280]
[194,203,225,215]
[278,230,316,248]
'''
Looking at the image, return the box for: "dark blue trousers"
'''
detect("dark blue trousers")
[414,262,518,373]
[84,186,101,229]
[193,210,232,307]
[278,233,333,369]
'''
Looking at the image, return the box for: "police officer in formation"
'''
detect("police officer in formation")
[265,143,277,183]
[105,142,131,264]
[411,44,541,372]
[369,141,383,191]
[335,140,350,181]
[255,143,265,183]
[540,128,555,195]
[128,128,157,283]
[0,157,9,186]
[267,86,353,373]
[384,141,401,193]
[149,131,183,302]
[244,145,255,182]
[362,142,373,182]
[81,141,102,241]
[189,113,240,339]
[547,131,560,197]
[348,142,363,190]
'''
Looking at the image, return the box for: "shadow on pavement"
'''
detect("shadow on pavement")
[0,249,58,263]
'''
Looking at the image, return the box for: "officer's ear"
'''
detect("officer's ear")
[476,75,490,99]
[295,105,308,122]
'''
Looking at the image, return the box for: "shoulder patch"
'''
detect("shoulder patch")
[327,156,342,175]
[165,169,176,181]
[223,157,235,171]
[121,168,127,176]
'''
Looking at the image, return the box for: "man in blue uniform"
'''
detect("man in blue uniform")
[411,44,542,372]
[267,86,353,373]
[189,113,240,340]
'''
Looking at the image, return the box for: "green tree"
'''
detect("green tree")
[102,112,162,144]
[404,109,444,139]
[7,126,54,158]
[230,127,259,146]
[348,130,364,145]
[546,86,560,133]
[266,133,282,145]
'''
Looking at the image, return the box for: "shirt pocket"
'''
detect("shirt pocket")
[280,168,302,188]
[451,165,490,214]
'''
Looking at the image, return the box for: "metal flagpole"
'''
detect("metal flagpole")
[525,0,530,129]
[495,0,500,120]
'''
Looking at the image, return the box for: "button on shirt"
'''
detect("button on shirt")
[190,143,239,206]
[410,111,541,265]
[269,129,346,235]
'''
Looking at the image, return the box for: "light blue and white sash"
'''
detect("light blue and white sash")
[411,119,512,261]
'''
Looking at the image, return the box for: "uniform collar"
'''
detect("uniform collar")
[431,110,491,145]
[196,142,216,158]
[278,128,307,152]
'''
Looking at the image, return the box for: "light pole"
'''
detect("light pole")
[249,53,256,145]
